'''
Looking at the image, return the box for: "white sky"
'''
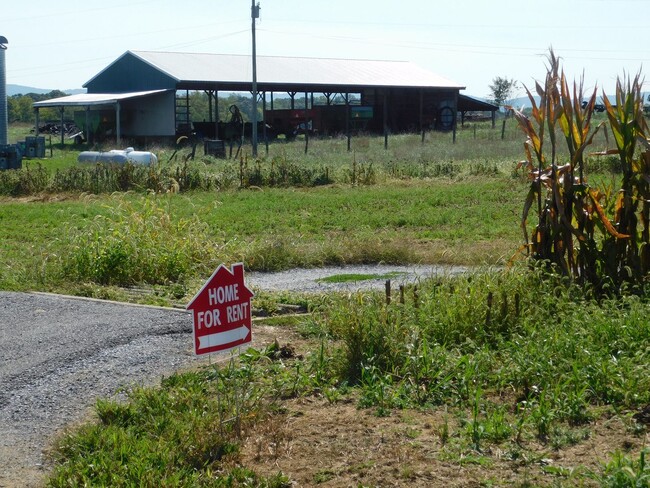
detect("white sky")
[3,0,650,98]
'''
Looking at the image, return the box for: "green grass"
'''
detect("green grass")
[3,124,647,486]
[316,271,406,283]
[44,269,650,486]
[48,357,293,487]
[0,179,526,300]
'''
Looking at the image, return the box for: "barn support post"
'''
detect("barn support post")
[85,106,90,143]
[215,89,219,139]
[345,92,351,152]
[289,92,296,110]
[304,91,309,155]
[491,110,496,129]
[383,90,388,150]
[206,90,213,123]
[115,101,121,146]
[419,89,424,144]
[34,108,39,141]
[59,107,65,146]
[453,106,457,144]
[262,91,268,155]
[270,92,274,111]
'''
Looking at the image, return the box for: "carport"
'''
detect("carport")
[457,95,499,128]
[32,89,172,145]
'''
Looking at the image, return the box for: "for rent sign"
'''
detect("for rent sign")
[187,263,254,355]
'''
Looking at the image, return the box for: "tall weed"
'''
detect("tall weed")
[60,195,218,286]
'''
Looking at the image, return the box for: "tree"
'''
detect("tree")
[488,76,519,108]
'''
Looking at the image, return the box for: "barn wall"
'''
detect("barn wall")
[121,91,175,136]
[86,53,176,93]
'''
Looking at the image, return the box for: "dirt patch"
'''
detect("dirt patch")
[240,397,650,487]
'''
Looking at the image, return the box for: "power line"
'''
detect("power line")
[257,27,650,63]
[4,0,161,22]
[16,20,247,50]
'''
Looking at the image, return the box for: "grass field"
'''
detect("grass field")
[3,122,648,487]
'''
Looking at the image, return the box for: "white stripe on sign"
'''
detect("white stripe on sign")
[198,325,250,350]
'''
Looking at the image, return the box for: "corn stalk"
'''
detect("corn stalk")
[600,74,650,285]
[512,50,649,293]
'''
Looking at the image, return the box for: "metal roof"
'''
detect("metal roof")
[457,94,499,112]
[33,89,171,107]
[85,51,465,91]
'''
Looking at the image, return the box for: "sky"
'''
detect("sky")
[3,0,650,99]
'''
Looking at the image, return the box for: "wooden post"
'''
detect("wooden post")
[420,89,425,144]
[34,108,40,141]
[346,92,351,152]
[215,89,219,140]
[304,91,309,154]
[486,291,493,327]
[263,91,268,155]
[383,90,388,150]
[501,119,506,140]
[60,107,65,146]
[85,106,90,143]
[385,280,391,305]
[399,285,405,304]
[207,90,213,123]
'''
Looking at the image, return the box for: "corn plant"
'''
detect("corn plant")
[599,77,650,286]
[513,50,649,293]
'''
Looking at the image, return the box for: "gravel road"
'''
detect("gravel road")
[246,264,467,293]
[0,264,465,487]
[0,291,198,487]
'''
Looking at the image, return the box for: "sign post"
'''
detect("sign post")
[187,262,254,356]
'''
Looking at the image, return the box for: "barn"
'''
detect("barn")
[33,50,494,147]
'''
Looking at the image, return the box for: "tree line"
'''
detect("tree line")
[8,90,72,123]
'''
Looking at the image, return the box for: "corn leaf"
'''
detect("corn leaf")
[588,189,630,239]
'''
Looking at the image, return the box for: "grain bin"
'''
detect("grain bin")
[0,36,8,146]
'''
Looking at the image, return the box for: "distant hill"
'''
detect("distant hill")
[7,84,85,96]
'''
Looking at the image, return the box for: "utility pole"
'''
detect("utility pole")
[251,1,260,157]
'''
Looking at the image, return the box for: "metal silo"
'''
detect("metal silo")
[0,36,7,146]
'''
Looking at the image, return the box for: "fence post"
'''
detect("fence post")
[486,291,493,326]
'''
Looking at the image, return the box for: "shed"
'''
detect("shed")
[457,95,500,128]
[34,50,467,146]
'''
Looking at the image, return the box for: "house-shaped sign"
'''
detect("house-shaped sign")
[187,263,254,356]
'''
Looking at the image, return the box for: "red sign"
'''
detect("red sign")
[186,263,254,355]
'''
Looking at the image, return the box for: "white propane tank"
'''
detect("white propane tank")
[78,147,157,165]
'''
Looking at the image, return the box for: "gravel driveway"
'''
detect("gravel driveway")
[0,291,197,487]
[0,264,466,486]
[246,264,467,293]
